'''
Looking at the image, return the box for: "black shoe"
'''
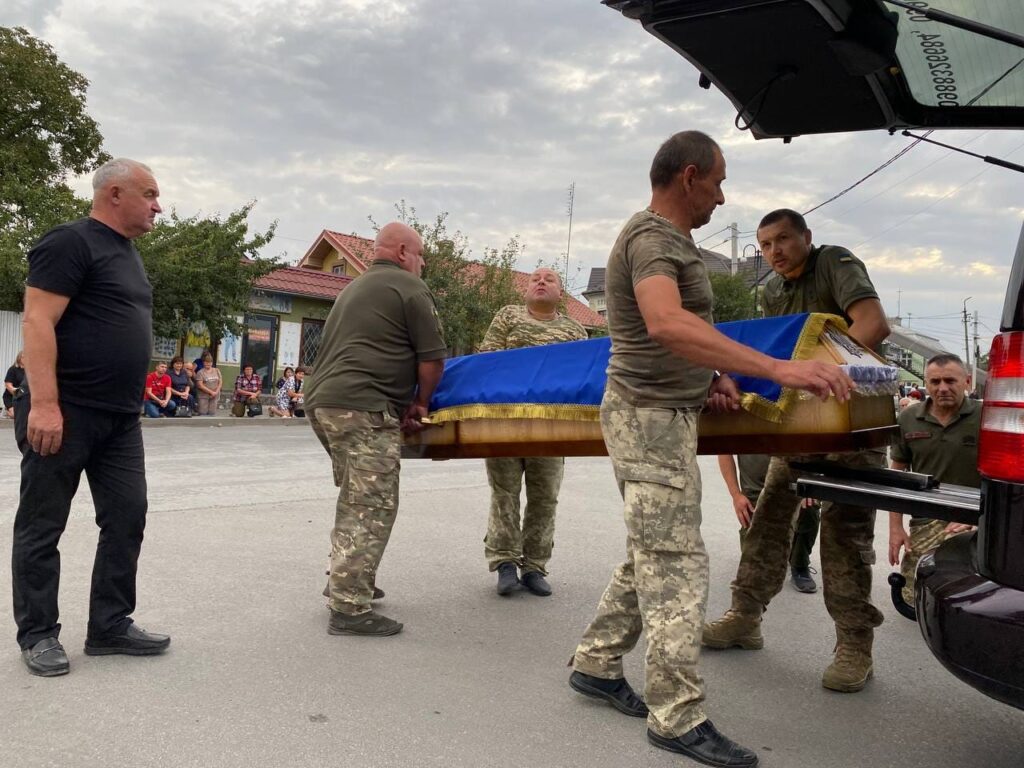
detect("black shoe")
[648,720,758,768]
[791,566,818,594]
[569,670,648,717]
[328,610,403,637]
[496,562,519,596]
[84,624,170,656]
[521,570,552,596]
[22,637,69,677]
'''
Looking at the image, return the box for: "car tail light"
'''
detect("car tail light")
[979,332,1024,482]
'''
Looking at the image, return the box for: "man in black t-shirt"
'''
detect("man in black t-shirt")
[13,158,171,677]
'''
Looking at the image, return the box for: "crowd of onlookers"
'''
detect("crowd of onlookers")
[139,350,305,419]
[1,348,307,421]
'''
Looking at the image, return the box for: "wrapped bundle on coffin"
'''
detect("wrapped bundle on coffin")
[402,313,899,459]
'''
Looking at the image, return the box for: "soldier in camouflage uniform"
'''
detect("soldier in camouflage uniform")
[888,354,981,604]
[703,209,891,694]
[479,268,587,596]
[568,132,853,768]
[717,453,821,593]
[305,222,446,637]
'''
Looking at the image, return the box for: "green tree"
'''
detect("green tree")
[0,27,108,310]
[709,272,757,323]
[135,203,280,346]
[373,202,523,354]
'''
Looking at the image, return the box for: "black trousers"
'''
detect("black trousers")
[12,395,148,649]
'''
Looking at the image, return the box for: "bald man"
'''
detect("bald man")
[478,268,587,597]
[306,222,447,636]
[14,158,170,677]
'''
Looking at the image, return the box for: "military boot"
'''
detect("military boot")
[702,610,763,650]
[822,629,873,692]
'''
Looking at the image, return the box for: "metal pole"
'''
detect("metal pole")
[962,297,972,369]
[565,183,575,284]
[730,222,738,274]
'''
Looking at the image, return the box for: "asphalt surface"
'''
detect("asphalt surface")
[0,421,1020,768]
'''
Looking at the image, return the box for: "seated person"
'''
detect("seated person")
[291,367,306,417]
[194,353,222,416]
[275,366,294,391]
[144,361,177,417]
[270,369,296,418]
[232,363,262,416]
[167,356,196,412]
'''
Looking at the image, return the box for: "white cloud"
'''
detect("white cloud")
[8,0,1021,354]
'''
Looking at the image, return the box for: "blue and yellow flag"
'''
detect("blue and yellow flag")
[428,313,893,425]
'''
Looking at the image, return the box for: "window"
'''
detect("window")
[299,319,325,368]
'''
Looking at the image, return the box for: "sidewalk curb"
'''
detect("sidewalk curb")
[0,415,311,429]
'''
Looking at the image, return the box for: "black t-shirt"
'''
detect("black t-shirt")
[4,365,25,389]
[26,218,153,413]
[168,369,191,394]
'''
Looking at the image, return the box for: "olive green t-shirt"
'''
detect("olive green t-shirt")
[762,244,878,322]
[604,209,715,407]
[890,397,981,488]
[478,305,587,352]
[304,260,447,416]
[737,453,770,505]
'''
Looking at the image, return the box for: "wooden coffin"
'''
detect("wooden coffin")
[402,318,897,459]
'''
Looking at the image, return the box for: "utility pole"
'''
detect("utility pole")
[973,309,981,392]
[896,289,902,318]
[729,222,738,274]
[962,297,972,369]
[564,182,575,284]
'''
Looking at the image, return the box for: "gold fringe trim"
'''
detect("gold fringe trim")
[426,402,601,425]
[734,313,847,424]
[426,314,852,426]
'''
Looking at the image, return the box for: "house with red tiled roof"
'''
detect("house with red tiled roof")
[297,230,374,277]
[210,229,604,391]
[297,230,604,329]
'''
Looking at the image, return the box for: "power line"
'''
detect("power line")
[849,138,1024,248]
[802,133,932,217]
[816,132,990,224]
[696,226,730,245]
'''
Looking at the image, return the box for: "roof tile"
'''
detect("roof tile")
[254,266,352,300]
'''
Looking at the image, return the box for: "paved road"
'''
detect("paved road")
[0,422,1020,768]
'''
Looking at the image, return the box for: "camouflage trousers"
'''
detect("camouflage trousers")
[900,518,950,604]
[484,457,564,575]
[573,386,708,738]
[738,502,820,569]
[730,453,885,633]
[309,407,401,616]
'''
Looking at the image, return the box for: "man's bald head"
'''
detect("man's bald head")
[374,222,425,277]
[525,267,562,316]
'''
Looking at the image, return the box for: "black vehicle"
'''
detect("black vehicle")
[602,0,1024,709]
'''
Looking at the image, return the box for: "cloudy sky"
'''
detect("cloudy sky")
[9,0,1023,355]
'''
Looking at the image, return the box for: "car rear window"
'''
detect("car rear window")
[894,2,1023,109]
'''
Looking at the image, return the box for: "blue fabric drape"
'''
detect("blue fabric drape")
[429,313,817,417]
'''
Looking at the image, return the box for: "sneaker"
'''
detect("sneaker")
[520,570,552,596]
[328,610,403,637]
[790,565,818,593]
[496,562,519,596]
